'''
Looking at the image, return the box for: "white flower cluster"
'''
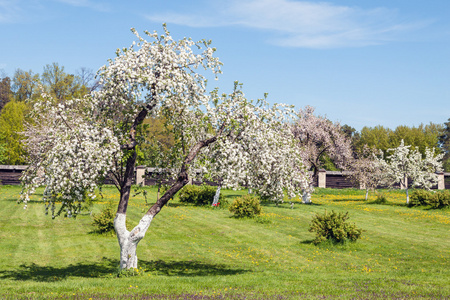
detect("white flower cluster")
[377,140,444,203]
[199,86,310,203]
[292,106,353,174]
[21,96,122,217]
[92,25,221,137]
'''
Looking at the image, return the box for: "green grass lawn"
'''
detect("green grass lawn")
[0,185,449,299]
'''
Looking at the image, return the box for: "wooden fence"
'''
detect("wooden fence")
[1,165,449,190]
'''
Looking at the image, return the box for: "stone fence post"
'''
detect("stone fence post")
[136,166,146,186]
[437,172,445,190]
[318,169,326,188]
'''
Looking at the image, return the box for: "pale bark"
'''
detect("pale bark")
[406,188,409,205]
[114,213,153,269]
[302,190,312,204]
[114,129,221,270]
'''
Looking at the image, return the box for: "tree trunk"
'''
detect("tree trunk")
[113,134,220,270]
[114,213,153,269]
[302,188,312,204]
[365,188,369,201]
[406,187,409,205]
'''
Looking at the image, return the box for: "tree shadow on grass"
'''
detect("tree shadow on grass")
[300,239,315,245]
[0,257,248,282]
[0,257,118,282]
[331,198,366,203]
[4,198,43,203]
[140,259,248,277]
[223,194,243,199]
[260,202,322,208]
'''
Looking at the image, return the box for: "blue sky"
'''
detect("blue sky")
[1,0,449,130]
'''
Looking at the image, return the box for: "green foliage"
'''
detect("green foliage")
[12,69,40,101]
[0,76,12,111]
[409,190,431,207]
[0,99,29,164]
[410,190,450,209]
[309,210,362,245]
[373,191,388,204]
[428,191,450,209]
[178,184,225,206]
[357,123,444,157]
[319,154,338,171]
[0,141,6,164]
[138,116,176,167]
[441,118,450,172]
[229,194,262,218]
[92,204,116,234]
[41,62,89,101]
[116,267,146,278]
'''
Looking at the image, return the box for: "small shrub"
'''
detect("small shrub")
[179,184,225,206]
[309,210,362,245]
[92,204,116,234]
[373,191,388,204]
[229,195,262,218]
[409,190,432,207]
[409,190,450,209]
[427,190,450,209]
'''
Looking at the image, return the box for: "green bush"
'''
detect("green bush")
[309,210,362,245]
[178,184,225,206]
[92,204,116,234]
[427,190,450,209]
[229,195,262,218]
[373,191,388,204]
[409,190,432,207]
[410,190,450,209]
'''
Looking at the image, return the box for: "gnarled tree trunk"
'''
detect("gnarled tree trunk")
[113,133,220,270]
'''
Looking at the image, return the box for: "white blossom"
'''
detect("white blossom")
[377,140,444,204]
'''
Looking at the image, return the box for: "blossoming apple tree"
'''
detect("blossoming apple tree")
[377,140,443,204]
[21,25,309,270]
[292,106,352,203]
[346,146,384,200]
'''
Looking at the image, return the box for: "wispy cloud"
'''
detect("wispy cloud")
[0,0,23,23]
[54,0,110,12]
[0,0,110,23]
[146,0,430,48]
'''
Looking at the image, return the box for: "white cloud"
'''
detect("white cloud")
[54,0,110,12]
[0,0,23,23]
[146,0,429,48]
[0,0,110,23]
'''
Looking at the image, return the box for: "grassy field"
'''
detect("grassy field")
[0,185,449,299]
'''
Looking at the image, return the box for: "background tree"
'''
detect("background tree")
[77,67,100,92]
[0,141,6,164]
[390,123,444,155]
[346,146,383,200]
[378,140,443,204]
[292,106,352,204]
[292,106,352,181]
[357,124,443,157]
[22,26,308,270]
[357,125,392,154]
[439,118,450,171]
[0,75,13,111]
[0,100,29,164]
[42,63,88,101]
[12,69,40,101]
[138,115,177,200]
